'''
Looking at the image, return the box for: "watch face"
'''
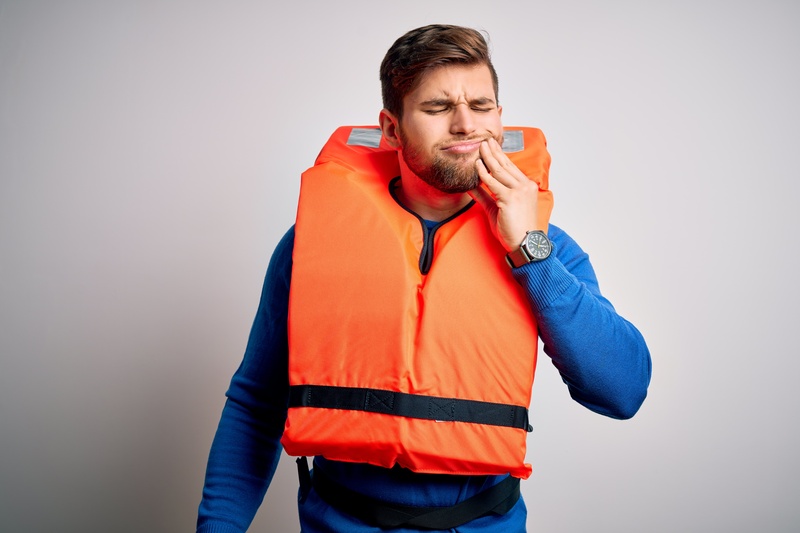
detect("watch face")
[525,231,552,260]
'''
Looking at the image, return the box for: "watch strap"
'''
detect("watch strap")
[505,246,530,269]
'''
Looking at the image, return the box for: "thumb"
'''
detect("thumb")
[468,184,496,214]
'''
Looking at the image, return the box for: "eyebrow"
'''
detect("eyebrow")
[419,96,496,107]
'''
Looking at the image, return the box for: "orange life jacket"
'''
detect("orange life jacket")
[281,126,553,479]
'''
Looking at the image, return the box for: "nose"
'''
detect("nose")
[449,103,477,136]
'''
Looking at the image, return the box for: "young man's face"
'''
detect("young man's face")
[396,64,503,194]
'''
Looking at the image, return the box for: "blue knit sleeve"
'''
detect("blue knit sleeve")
[197,227,295,533]
[512,224,651,419]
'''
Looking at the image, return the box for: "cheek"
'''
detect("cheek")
[485,115,503,135]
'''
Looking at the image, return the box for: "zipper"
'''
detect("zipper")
[388,177,475,275]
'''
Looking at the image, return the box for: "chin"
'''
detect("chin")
[432,175,480,194]
[447,180,480,194]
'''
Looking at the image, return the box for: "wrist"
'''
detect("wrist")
[505,230,552,268]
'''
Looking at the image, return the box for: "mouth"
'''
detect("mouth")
[440,139,485,154]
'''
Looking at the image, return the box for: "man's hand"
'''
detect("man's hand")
[469,138,542,252]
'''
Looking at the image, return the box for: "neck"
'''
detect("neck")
[395,159,472,222]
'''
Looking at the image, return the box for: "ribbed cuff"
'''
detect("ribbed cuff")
[510,253,576,313]
[196,523,244,533]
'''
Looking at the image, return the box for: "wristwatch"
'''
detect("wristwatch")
[505,230,552,268]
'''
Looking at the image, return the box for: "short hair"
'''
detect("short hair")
[380,24,499,118]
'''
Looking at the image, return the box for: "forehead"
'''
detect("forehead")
[405,64,496,105]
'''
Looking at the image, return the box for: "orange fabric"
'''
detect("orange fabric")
[281,126,553,479]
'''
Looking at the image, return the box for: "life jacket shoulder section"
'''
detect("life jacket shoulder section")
[310,125,553,231]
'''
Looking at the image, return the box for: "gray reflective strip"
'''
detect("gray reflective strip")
[502,130,524,153]
[346,127,522,151]
[347,128,382,148]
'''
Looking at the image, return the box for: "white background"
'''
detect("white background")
[1,1,798,532]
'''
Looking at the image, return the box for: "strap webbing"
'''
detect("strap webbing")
[289,384,531,431]
[310,459,521,530]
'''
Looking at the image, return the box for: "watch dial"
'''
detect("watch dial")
[526,232,551,259]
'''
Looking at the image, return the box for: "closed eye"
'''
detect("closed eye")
[419,97,496,115]
[424,107,450,115]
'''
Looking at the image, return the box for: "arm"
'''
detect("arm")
[197,228,294,533]
[469,138,650,419]
[513,224,651,419]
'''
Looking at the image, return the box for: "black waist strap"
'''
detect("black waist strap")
[304,457,521,530]
[289,384,531,431]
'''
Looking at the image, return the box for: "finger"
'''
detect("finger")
[467,181,497,214]
[475,157,506,197]
[479,140,526,186]
[478,143,522,194]
[490,138,529,183]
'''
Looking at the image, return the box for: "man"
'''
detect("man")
[197,24,651,532]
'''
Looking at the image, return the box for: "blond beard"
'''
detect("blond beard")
[397,128,503,193]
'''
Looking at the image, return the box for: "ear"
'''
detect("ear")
[379,109,401,149]
[498,104,503,118]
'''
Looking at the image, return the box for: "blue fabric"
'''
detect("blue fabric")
[197,223,651,532]
[298,475,527,533]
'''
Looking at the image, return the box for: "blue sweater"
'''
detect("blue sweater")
[197,224,651,532]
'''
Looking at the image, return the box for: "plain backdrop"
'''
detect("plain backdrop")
[1,1,798,532]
